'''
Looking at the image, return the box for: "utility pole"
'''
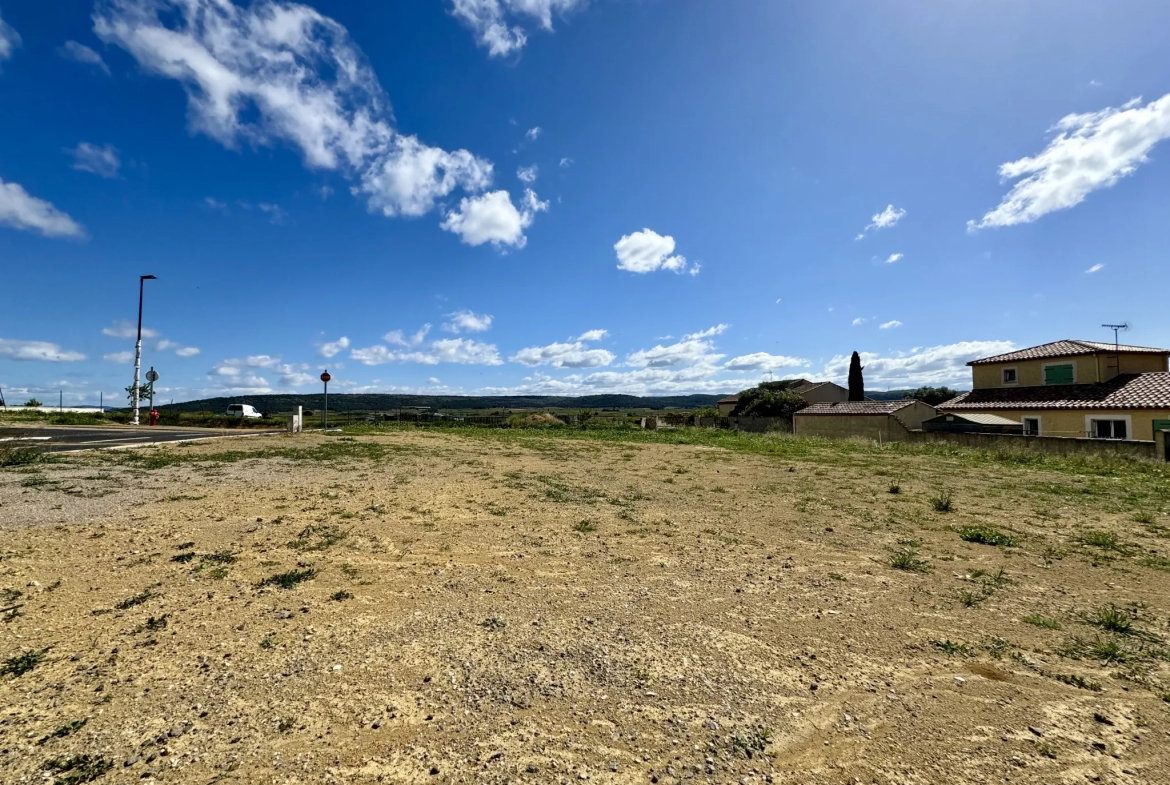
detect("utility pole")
[131,275,157,426]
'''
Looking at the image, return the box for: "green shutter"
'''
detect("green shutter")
[1044,364,1074,385]
[1154,420,1170,440]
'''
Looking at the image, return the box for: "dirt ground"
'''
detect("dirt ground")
[2,429,1170,785]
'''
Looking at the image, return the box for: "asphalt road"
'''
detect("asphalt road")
[0,425,283,452]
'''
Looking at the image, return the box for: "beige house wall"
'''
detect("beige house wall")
[794,414,913,442]
[892,401,937,430]
[972,352,1168,390]
[943,408,1170,441]
[801,383,850,404]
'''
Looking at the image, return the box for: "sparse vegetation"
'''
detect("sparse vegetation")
[258,568,317,590]
[930,491,955,513]
[573,520,597,533]
[42,754,112,784]
[888,547,929,573]
[1023,614,1062,630]
[958,525,1017,547]
[2,648,49,677]
[115,588,157,610]
[330,590,354,602]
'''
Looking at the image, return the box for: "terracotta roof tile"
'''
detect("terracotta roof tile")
[940,373,1170,411]
[969,340,1169,366]
[797,400,916,415]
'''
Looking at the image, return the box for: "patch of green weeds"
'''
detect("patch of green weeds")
[2,648,49,677]
[930,491,955,513]
[42,754,113,784]
[1142,556,1170,573]
[1,587,22,602]
[38,719,87,745]
[115,588,156,610]
[958,525,1017,547]
[730,728,772,758]
[171,552,196,564]
[1023,614,1062,630]
[330,590,353,602]
[288,524,347,552]
[931,639,973,657]
[1078,530,1134,554]
[0,445,53,467]
[1035,742,1057,759]
[480,616,507,631]
[573,520,597,533]
[1060,635,1143,665]
[888,483,901,494]
[1082,604,1136,636]
[1132,511,1156,524]
[144,615,168,631]
[277,718,295,733]
[888,547,929,573]
[258,568,317,590]
[260,634,277,650]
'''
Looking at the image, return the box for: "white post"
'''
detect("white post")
[131,336,142,425]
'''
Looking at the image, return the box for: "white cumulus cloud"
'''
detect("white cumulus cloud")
[885,253,903,264]
[175,346,201,357]
[318,336,350,358]
[517,164,538,184]
[879,320,903,330]
[103,320,157,339]
[0,177,85,239]
[614,228,692,274]
[0,338,86,362]
[70,142,121,178]
[441,188,547,248]
[0,9,20,62]
[856,204,906,239]
[1085,263,1105,274]
[448,0,586,57]
[57,41,110,74]
[94,0,534,240]
[577,329,608,342]
[104,351,134,363]
[351,338,503,366]
[822,341,1015,388]
[443,310,493,333]
[385,325,431,347]
[969,95,1170,230]
[723,353,808,372]
[510,341,615,369]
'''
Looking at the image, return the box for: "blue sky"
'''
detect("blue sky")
[3,0,1170,406]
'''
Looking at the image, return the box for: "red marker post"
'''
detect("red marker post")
[320,371,332,430]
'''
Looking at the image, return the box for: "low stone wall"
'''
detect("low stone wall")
[793,414,912,442]
[908,431,1161,461]
[728,416,792,434]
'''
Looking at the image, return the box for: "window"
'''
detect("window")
[1002,368,1018,385]
[1022,417,1040,436]
[1044,363,1075,385]
[1091,419,1127,440]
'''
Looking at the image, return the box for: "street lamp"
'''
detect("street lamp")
[131,275,157,426]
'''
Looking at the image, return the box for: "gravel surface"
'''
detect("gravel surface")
[2,430,1169,784]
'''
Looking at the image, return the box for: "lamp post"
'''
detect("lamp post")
[131,275,157,426]
[320,371,332,429]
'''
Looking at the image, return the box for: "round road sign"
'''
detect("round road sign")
[145,368,159,382]
[320,371,332,383]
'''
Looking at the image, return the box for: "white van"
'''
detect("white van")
[226,404,263,418]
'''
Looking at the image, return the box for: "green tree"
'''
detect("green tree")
[23,398,42,407]
[731,384,807,420]
[903,386,959,406]
[848,352,865,401]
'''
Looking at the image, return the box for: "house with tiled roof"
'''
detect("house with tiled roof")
[793,399,937,441]
[940,340,1170,441]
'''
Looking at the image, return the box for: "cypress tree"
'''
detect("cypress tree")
[848,351,865,401]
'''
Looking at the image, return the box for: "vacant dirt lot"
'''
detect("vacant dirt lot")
[2,429,1170,784]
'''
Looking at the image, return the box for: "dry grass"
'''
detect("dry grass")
[2,428,1170,784]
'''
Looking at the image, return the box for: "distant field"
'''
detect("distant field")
[3,427,1166,783]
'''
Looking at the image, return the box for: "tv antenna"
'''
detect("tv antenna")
[1102,322,1130,378]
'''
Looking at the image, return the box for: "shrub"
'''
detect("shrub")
[507,412,565,428]
[0,445,49,468]
[958,525,1016,547]
[23,398,42,407]
[930,491,955,513]
[258,568,317,590]
[731,383,807,420]
[888,547,929,573]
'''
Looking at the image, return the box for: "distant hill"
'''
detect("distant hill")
[158,393,726,414]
